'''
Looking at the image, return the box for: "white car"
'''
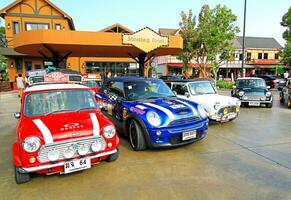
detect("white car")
[167,80,241,122]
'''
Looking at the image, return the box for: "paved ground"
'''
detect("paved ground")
[0,90,291,200]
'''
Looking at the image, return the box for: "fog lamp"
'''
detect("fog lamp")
[63,148,75,159]
[78,145,89,156]
[236,106,240,113]
[108,143,112,148]
[29,157,36,163]
[223,108,229,115]
[48,150,60,162]
[156,131,162,136]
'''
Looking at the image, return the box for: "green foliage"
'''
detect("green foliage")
[216,80,234,89]
[179,5,239,78]
[1,71,8,81]
[281,6,291,66]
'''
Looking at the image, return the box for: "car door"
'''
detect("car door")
[100,81,126,130]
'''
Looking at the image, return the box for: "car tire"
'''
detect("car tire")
[15,166,30,184]
[266,102,273,108]
[128,120,147,151]
[288,99,291,109]
[106,148,119,162]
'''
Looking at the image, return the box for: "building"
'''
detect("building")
[0,0,138,83]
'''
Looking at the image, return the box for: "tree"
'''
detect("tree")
[178,10,197,76]
[179,5,239,79]
[281,6,291,67]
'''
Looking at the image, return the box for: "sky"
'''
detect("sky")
[0,0,290,46]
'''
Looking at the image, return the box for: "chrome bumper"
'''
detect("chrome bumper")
[19,149,117,173]
[209,112,238,122]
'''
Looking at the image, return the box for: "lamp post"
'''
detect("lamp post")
[242,0,247,77]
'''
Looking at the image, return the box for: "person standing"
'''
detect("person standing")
[16,74,25,98]
[283,70,289,79]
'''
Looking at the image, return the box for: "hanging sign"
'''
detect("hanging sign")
[123,27,169,53]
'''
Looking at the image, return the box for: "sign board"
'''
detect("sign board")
[44,72,69,83]
[123,27,169,53]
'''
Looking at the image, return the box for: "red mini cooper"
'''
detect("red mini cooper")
[13,73,119,184]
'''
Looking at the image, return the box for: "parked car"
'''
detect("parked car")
[159,75,184,81]
[81,78,103,93]
[96,77,209,151]
[279,78,291,108]
[231,77,273,108]
[13,72,119,184]
[258,75,278,88]
[167,80,241,122]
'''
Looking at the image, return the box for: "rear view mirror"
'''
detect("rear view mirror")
[14,112,21,119]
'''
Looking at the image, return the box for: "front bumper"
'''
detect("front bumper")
[146,118,209,148]
[18,149,117,174]
[209,112,238,122]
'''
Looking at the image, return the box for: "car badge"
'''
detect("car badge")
[67,132,81,137]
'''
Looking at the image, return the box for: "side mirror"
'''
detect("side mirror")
[267,86,271,89]
[185,92,190,98]
[14,112,21,119]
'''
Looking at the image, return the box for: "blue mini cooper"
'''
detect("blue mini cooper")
[96,77,209,151]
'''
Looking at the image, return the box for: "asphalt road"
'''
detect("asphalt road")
[0,90,291,200]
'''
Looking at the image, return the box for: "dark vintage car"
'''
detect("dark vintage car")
[258,75,278,88]
[231,78,273,108]
[96,77,209,151]
[280,78,291,108]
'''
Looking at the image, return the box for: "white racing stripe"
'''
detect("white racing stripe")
[33,119,54,144]
[90,113,100,136]
[176,99,198,116]
[144,103,175,120]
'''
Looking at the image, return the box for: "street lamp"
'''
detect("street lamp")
[242,0,247,77]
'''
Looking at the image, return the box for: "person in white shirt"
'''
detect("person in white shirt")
[16,74,25,98]
[283,71,289,79]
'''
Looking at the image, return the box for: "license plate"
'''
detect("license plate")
[182,131,197,141]
[249,101,260,106]
[64,157,91,174]
[227,113,237,119]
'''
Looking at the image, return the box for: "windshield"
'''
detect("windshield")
[24,90,97,117]
[189,81,216,95]
[237,79,266,88]
[125,79,175,101]
[82,81,102,88]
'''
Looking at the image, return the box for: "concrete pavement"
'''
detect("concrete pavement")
[0,91,291,200]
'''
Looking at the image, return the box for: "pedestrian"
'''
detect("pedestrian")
[106,71,112,79]
[16,74,25,98]
[283,70,289,79]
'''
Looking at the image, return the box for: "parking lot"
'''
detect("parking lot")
[0,90,291,200]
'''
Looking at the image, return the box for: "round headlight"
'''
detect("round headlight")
[91,138,106,152]
[197,105,207,119]
[214,102,220,110]
[47,150,60,162]
[22,136,41,153]
[238,91,244,97]
[78,144,89,156]
[146,111,161,127]
[103,125,116,139]
[266,91,272,97]
[63,148,75,159]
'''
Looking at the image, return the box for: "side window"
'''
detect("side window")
[172,84,188,95]
[166,83,172,88]
[107,81,125,98]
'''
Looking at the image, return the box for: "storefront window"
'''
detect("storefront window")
[35,64,42,69]
[25,61,32,71]
[13,22,20,34]
[15,58,22,73]
[85,62,139,76]
[25,23,49,31]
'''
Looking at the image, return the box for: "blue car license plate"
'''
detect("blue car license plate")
[182,131,197,141]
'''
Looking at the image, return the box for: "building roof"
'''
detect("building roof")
[0,0,75,30]
[25,83,89,92]
[159,28,180,36]
[236,36,282,49]
[99,23,133,33]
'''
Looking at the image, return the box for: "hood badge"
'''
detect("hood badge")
[60,123,84,131]
[67,132,81,138]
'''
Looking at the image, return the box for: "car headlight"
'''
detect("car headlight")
[266,91,272,97]
[146,111,161,127]
[78,144,89,156]
[103,125,116,139]
[48,149,60,161]
[22,136,41,153]
[63,147,75,159]
[214,102,220,110]
[91,138,106,152]
[197,105,207,119]
[238,91,244,97]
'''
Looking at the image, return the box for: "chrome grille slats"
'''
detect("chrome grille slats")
[244,95,265,101]
[37,136,105,163]
[168,116,200,127]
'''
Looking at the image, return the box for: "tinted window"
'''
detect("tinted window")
[237,79,266,88]
[107,81,125,98]
[172,84,188,95]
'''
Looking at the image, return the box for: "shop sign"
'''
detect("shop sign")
[123,27,169,53]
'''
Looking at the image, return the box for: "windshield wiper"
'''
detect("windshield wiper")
[45,109,73,116]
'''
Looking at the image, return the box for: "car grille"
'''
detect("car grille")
[168,116,200,127]
[37,136,106,163]
[218,106,236,115]
[169,132,201,145]
[244,95,265,101]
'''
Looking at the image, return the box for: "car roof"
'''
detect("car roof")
[237,77,264,80]
[25,84,89,93]
[104,76,158,82]
[166,79,213,83]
